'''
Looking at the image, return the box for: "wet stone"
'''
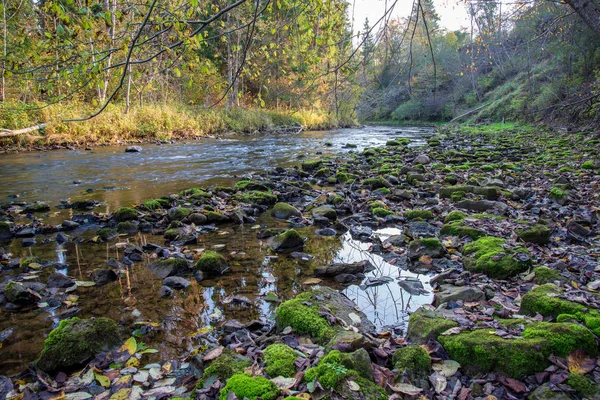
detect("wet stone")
[434,284,485,306]
[92,269,118,285]
[163,276,190,290]
[45,272,72,289]
[404,221,439,238]
[158,285,173,297]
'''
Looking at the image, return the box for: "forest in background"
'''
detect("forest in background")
[0,0,599,146]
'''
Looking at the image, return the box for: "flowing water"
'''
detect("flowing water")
[0,125,434,375]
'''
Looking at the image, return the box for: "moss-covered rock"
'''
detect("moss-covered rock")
[444,211,466,223]
[516,224,551,245]
[408,238,444,259]
[362,177,387,189]
[167,207,192,221]
[36,317,121,373]
[439,185,499,200]
[203,348,251,382]
[263,343,298,377]
[520,284,593,318]
[304,349,373,388]
[234,190,277,205]
[549,187,568,203]
[407,307,458,344]
[113,207,138,222]
[392,345,431,380]
[235,180,269,192]
[276,292,335,343]
[268,229,305,252]
[24,202,51,213]
[302,160,323,171]
[271,202,301,220]
[194,251,228,277]
[439,329,548,378]
[315,167,332,177]
[533,266,561,284]
[97,227,118,241]
[163,228,180,241]
[4,281,40,305]
[462,236,531,279]
[523,322,597,357]
[205,210,231,222]
[372,207,393,218]
[405,210,433,220]
[0,221,11,238]
[440,221,486,239]
[218,374,279,400]
[567,373,600,398]
[581,160,596,170]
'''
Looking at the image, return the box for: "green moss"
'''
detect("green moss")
[203,349,251,381]
[567,373,600,398]
[439,329,548,378]
[405,210,433,220]
[180,187,204,196]
[462,236,531,279]
[163,228,180,240]
[440,221,486,239]
[439,185,499,200]
[263,344,298,378]
[315,167,332,177]
[303,350,372,389]
[218,374,278,400]
[194,251,228,276]
[142,199,164,211]
[36,317,121,373]
[392,345,431,380]
[386,139,406,147]
[276,292,335,343]
[516,224,550,245]
[113,207,138,222]
[523,322,597,357]
[205,210,230,222]
[444,211,466,223]
[363,177,386,189]
[376,187,391,195]
[331,194,345,204]
[533,266,560,284]
[407,307,458,344]
[335,172,349,183]
[581,161,596,170]
[550,187,567,201]
[20,256,42,269]
[451,191,466,201]
[301,160,323,171]
[24,203,51,213]
[520,284,589,318]
[167,207,191,221]
[368,201,386,211]
[0,221,10,233]
[372,207,393,217]
[234,190,277,205]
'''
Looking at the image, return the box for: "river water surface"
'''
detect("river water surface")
[0,125,435,375]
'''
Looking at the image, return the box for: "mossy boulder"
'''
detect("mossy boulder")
[113,207,138,222]
[312,205,337,221]
[271,202,301,219]
[439,185,499,200]
[523,322,597,357]
[97,227,118,241]
[36,317,121,373]
[163,228,181,241]
[301,160,323,171]
[194,251,228,277]
[235,180,269,192]
[407,307,458,344]
[581,160,596,170]
[268,229,304,252]
[440,221,486,239]
[315,167,332,177]
[276,292,336,343]
[444,211,466,223]
[263,343,298,377]
[203,348,251,382]
[24,202,51,213]
[362,177,387,189]
[205,211,231,222]
[304,349,375,388]
[462,236,531,279]
[234,191,277,205]
[516,224,551,245]
[392,345,431,380]
[520,284,592,318]
[567,373,600,398]
[147,258,190,278]
[439,329,548,378]
[4,281,41,305]
[405,210,433,220]
[408,238,444,259]
[218,374,278,400]
[167,207,192,221]
[533,267,561,284]
[0,221,12,240]
[116,221,138,234]
[372,207,393,218]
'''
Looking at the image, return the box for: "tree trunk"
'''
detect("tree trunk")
[563,0,600,37]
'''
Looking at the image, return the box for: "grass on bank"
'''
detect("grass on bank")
[0,101,354,148]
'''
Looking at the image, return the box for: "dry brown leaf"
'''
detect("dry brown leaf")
[568,349,595,374]
[203,346,224,361]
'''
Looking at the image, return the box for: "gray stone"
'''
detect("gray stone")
[125,146,142,153]
[434,284,485,306]
[92,269,118,285]
[187,213,208,225]
[404,221,439,238]
[163,276,190,290]
[327,331,371,353]
[528,383,570,400]
[61,220,80,230]
[398,278,426,295]
[315,228,337,236]
[414,154,431,164]
[456,200,508,212]
[47,273,75,289]
[3,281,41,305]
[312,205,337,221]
[147,258,189,278]
[408,238,445,260]
[158,285,173,297]
[314,260,375,277]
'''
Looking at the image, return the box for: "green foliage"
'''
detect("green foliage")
[405,209,433,220]
[218,374,279,400]
[392,345,431,379]
[372,207,393,217]
[113,207,138,222]
[263,344,298,378]
[203,349,251,381]
[275,292,335,343]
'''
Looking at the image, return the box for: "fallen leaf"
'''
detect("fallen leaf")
[429,371,447,393]
[388,383,423,396]
[303,278,322,285]
[203,346,224,361]
[94,373,110,388]
[440,327,461,336]
[568,349,595,374]
[432,360,460,377]
[348,380,360,391]
[498,376,527,393]
[271,376,296,389]
[120,337,137,355]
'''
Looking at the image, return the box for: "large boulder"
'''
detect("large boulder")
[271,202,301,220]
[312,206,337,221]
[36,317,121,373]
[408,238,445,260]
[407,307,458,344]
[3,281,41,305]
[433,284,485,306]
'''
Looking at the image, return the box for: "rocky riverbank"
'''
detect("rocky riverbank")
[1,123,600,399]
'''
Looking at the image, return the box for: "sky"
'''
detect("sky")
[349,0,470,33]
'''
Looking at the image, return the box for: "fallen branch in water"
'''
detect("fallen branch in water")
[0,123,47,138]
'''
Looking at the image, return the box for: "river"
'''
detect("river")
[0,125,434,375]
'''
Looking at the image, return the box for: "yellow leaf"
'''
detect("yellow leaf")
[120,337,137,355]
[125,357,140,368]
[95,373,111,388]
